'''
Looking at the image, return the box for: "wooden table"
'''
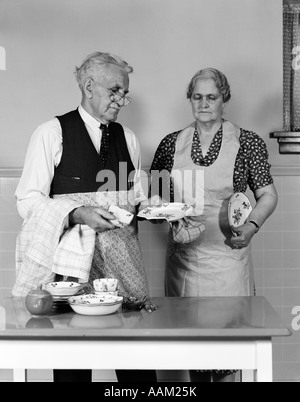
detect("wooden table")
[0,296,291,382]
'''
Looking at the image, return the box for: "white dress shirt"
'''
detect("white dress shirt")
[16,105,146,219]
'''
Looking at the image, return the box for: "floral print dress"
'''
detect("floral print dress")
[150,126,273,199]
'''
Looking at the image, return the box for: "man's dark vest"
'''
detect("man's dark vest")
[50,109,135,195]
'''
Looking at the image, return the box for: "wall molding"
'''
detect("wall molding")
[0,166,300,178]
[271,166,300,176]
[0,168,23,177]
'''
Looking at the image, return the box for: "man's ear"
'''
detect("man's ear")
[83,78,93,99]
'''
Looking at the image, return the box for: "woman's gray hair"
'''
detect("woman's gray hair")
[75,52,134,90]
[187,68,231,103]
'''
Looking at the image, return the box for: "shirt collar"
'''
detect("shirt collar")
[78,105,106,132]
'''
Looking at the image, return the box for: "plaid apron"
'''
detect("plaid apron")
[54,190,149,299]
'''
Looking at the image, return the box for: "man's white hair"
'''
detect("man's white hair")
[74,52,133,90]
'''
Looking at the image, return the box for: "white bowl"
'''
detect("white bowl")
[44,282,81,297]
[93,278,119,292]
[68,294,123,316]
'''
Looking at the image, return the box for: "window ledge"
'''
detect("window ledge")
[270,131,300,154]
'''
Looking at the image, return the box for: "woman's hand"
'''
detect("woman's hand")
[230,223,257,249]
[231,184,278,249]
[69,206,117,233]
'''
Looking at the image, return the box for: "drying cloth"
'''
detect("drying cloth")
[171,218,205,244]
[12,198,96,296]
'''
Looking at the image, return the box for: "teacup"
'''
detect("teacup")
[93,278,119,292]
[95,291,119,297]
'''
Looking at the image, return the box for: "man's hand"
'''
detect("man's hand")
[70,206,117,233]
[230,223,257,249]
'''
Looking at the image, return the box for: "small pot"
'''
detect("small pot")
[25,285,54,316]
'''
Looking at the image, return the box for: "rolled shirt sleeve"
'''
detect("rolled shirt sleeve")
[15,118,63,219]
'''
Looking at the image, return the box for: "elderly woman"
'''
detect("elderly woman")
[149,68,278,382]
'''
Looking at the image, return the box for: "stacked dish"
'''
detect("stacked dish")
[93,278,119,297]
[68,294,123,316]
[44,282,81,308]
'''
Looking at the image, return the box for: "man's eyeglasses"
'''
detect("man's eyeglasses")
[192,94,222,105]
[93,80,132,107]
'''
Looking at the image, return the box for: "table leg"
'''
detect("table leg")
[255,341,273,382]
[13,369,27,382]
[241,370,255,382]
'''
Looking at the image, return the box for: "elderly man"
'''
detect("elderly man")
[14,52,156,383]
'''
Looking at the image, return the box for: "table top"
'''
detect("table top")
[0,297,291,340]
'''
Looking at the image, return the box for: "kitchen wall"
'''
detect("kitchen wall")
[0,0,288,168]
[0,0,299,382]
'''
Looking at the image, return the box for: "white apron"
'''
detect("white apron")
[165,120,254,297]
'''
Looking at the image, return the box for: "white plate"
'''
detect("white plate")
[68,294,123,316]
[52,300,69,306]
[137,203,194,222]
[228,193,253,228]
[52,295,72,301]
[44,282,81,297]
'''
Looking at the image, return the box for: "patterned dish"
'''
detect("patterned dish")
[108,205,134,228]
[44,282,81,297]
[93,278,119,292]
[228,193,253,229]
[68,294,123,316]
[137,203,194,222]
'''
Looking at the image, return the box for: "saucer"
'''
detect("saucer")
[137,203,194,222]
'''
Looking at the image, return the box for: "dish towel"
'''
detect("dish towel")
[12,197,95,297]
[171,218,205,244]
